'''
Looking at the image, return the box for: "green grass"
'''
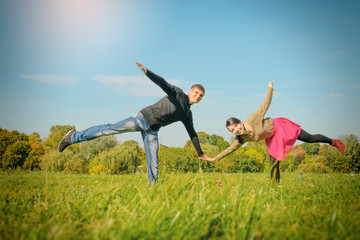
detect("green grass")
[1,172,359,239]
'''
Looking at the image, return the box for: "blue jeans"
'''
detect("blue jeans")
[71,112,159,186]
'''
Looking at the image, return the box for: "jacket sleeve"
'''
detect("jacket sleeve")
[213,138,243,161]
[145,70,177,96]
[247,86,273,122]
[183,120,204,156]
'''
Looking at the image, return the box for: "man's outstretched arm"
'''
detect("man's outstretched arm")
[183,121,212,161]
[135,61,176,96]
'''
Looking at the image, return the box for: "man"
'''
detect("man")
[58,62,211,186]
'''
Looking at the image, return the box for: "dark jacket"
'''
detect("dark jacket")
[140,70,204,156]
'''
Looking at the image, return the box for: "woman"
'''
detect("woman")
[210,82,346,181]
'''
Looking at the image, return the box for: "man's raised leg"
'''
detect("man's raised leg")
[58,112,149,152]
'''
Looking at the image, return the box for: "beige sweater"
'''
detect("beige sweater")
[214,86,275,161]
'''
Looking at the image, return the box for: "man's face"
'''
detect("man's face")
[188,87,205,104]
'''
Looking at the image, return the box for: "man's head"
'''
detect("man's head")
[188,84,205,104]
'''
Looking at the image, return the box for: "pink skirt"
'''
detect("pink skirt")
[265,117,301,161]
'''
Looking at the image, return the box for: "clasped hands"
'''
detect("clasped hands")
[198,154,216,162]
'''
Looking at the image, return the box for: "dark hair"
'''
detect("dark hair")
[226,117,241,127]
[191,84,205,94]
[226,117,244,143]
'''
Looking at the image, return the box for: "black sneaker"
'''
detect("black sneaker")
[58,130,75,152]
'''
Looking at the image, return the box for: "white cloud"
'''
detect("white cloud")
[328,93,344,98]
[323,49,350,61]
[93,75,189,96]
[22,75,77,86]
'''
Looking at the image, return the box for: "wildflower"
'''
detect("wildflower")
[217,180,222,186]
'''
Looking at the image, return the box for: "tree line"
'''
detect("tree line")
[1,125,359,174]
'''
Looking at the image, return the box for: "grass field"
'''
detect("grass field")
[1,171,359,240]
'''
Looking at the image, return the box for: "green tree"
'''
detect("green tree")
[0,129,28,160]
[184,132,230,152]
[28,132,42,145]
[209,134,230,151]
[319,145,349,172]
[184,131,210,148]
[43,125,75,151]
[77,135,119,163]
[1,141,31,169]
[24,143,46,171]
[197,131,211,143]
[301,142,320,155]
[340,134,360,172]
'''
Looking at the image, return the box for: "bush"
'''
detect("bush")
[158,145,199,174]
[213,155,239,173]
[298,156,333,173]
[41,150,77,172]
[89,164,108,175]
[64,159,88,173]
[77,135,119,163]
[319,145,350,173]
[214,147,263,173]
[92,140,144,174]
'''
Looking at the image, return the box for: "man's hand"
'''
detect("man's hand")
[198,154,215,163]
[135,61,147,74]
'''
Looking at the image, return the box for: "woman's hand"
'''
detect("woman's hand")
[198,154,215,162]
[135,61,147,74]
[268,81,273,88]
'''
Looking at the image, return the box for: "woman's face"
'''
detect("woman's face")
[227,122,244,135]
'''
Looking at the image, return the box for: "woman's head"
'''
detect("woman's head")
[226,117,245,136]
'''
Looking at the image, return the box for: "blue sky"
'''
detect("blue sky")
[1,0,359,147]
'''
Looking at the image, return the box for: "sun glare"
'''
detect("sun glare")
[21,0,133,45]
[41,0,115,35]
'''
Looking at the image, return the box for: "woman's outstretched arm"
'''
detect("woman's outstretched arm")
[248,82,274,121]
[209,138,244,161]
